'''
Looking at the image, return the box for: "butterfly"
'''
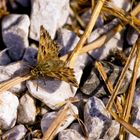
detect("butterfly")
[30,26,78,87]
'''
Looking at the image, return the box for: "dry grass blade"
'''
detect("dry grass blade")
[102,2,140,33]
[110,111,140,138]
[106,43,137,111]
[95,61,123,113]
[120,37,140,139]
[65,0,106,67]
[42,104,69,140]
[0,74,31,92]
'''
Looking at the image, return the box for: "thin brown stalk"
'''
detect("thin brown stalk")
[0,74,31,92]
[103,3,140,26]
[110,110,140,138]
[95,61,122,113]
[65,0,106,67]
[120,37,140,139]
[42,104,69,140]
[106,43,137,111]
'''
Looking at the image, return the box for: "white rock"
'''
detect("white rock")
[27,29,91,110]
[84,96,111,139]
[0,61,28,93]
[129,55,140,78]
[41,104,78,135]
[87,19,123,60]
[2,14,30,61]
[81,10,104,28]
[30,0,70,40]
[58,129,85,140]
[0,49,11,65]
[110,0,131,11]
[0,91,19,130]
[2,124,27,140]
[103,120,120,140]
[18,93,36,124]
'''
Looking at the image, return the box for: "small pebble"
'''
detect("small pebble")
[2,124,27,140]
[18,93,36,124]
[0,91,19,130]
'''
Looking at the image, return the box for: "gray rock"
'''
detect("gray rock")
[103,120,120,140]
[80,61,131,96]
[30,0,70,40]
[69,123,83,136]
[110,0,131,11]
[129,55,140,78]
[126,13,140,45]
[41,104,78,135]
[2,14,30,61]
[0,61,28,93]
[87,19,123,60]
[84,96,111,139]
[22,46,38,66]
[2,124,27,140]
[0,49,11,65]
[127,82,140,140]
[16,0,30,7]
[18,93,36,124]
[58,129,85,140]
[26,29,91,110]
[0,91,19,130]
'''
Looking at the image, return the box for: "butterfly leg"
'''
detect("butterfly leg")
[36,76,39,91]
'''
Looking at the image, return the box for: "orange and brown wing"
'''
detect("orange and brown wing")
[37,26,59,63]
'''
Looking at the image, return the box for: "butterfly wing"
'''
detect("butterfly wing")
[45,60,78,87]
[37,26,59,63]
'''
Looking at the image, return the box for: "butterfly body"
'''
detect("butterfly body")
[30,26,78,87]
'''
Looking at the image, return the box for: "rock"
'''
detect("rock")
[30,0,70,40]
[126,27,139,45]
[17,93,36,124]
[81,10,104,28]
[126,13,140,45]
[87,19,123,60]
[0,61,28,93]
[22,45,38,66]
[56,28,80,55]
[2,124,27,140]
[27,29,91,110]
[2,14,30,61]
[84,96,111,139]
[69,123,83,136]
[0,49,11,65]
[103,120,120,140]
[110,0,131,11]
[40,107,49,116]
[129,55,140,78]
[15,0,30,7]
[0,91,19,130]
[58,129,85,140]
[80,61,131,96]
[41,104,78,135]
[127,82,140,140]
